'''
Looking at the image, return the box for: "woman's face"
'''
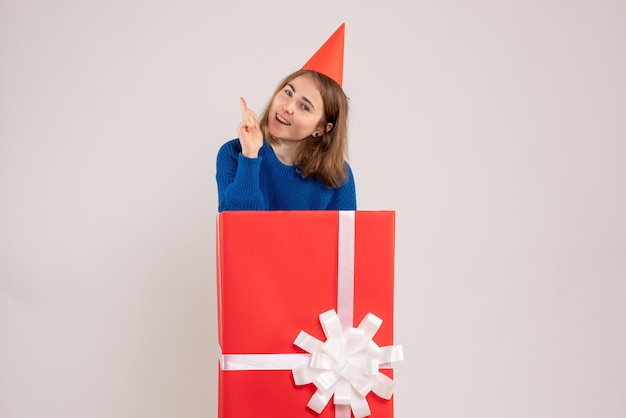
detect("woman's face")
[267,74,326,142]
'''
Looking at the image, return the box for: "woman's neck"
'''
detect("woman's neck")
[270,139,300,166]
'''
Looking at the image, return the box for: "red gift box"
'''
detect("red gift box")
[216,211,400,418]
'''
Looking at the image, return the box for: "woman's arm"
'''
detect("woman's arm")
[216,140,268,211]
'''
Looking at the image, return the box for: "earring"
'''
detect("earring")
[313,133,321,138]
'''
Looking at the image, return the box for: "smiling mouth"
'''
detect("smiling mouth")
[275,113,291,126]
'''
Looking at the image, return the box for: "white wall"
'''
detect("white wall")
[1,0,625,417]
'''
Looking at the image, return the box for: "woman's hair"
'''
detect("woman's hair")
[259,69,350,188]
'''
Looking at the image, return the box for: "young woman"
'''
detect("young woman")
[216,69,356,211]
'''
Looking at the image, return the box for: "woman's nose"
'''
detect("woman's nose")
[283,101,295,114]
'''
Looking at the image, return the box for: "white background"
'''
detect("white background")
[1,0,625,417]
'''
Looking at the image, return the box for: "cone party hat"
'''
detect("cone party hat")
[302,23,345,86]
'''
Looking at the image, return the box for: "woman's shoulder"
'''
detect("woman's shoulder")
[218,138,242,155]
[328,160,355,190]
[343,160,355,180]
[218,138,272,156]
[216,139,243,172]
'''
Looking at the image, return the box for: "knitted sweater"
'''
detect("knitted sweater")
[216,139,356,212]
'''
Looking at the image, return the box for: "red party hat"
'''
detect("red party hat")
[302,23,345,86]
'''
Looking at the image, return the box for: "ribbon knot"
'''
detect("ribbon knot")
[292,309,404,418]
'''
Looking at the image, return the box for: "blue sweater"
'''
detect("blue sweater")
[216,139,356,211]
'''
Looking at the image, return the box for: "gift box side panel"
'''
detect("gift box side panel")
[218,367,335,418]
[217,211,341,354]
[354,211,396,346]
[218,366,394,418]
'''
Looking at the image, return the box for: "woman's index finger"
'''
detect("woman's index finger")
[239,97,248,116]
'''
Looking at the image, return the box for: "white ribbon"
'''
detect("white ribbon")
[220,353,310,370]
[219,211,403,418]
[337,210,355,330]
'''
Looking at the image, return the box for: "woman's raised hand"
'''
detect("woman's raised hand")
[237,97,263,158]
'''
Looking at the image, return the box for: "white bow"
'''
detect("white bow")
[292,309,404,418]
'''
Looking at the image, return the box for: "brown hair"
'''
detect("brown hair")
[259,69,350,188]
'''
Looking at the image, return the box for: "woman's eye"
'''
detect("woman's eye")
[301,104,310,112]
[284,89,292,97]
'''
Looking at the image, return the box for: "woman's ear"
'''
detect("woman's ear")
[325,122,334,133]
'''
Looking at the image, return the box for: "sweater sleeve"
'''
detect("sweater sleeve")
[216,140,268,212]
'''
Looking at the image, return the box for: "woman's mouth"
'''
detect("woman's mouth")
[275,113,291,126]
